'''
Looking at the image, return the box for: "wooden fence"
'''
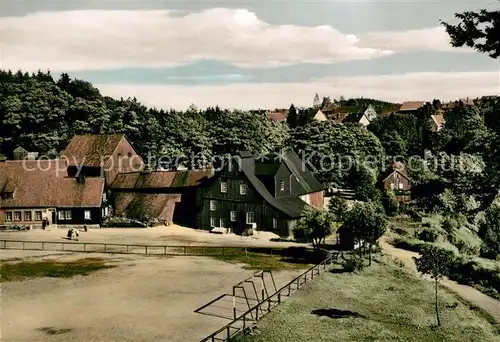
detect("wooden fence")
[0,239,288,257]
[200,252,336,341]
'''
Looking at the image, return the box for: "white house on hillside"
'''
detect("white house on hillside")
[358,105,378,126]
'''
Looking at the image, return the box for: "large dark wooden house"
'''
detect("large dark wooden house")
[197,150,325,237]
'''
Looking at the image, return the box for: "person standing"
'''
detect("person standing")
[41,218,47,231]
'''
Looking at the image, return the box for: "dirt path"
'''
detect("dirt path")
[379,236,500,323]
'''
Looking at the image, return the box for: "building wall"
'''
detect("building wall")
[198,165,292,236]
[383,172,411,192]
[105,137,145,185]
[308,191,324,208]
[359,115,370,126]
[1,207,101,227]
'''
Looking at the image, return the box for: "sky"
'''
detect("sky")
[1,0,499,110]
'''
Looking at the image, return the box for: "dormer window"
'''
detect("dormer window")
[1,192,13,200]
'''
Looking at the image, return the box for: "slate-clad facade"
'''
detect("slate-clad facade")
[198,150,325,237]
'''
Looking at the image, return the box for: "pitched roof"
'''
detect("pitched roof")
[431,113,445,128]
[0,160,104,208]
[265,112,287,121]
[399,101,426,111]
[60,134,124,166]
[111,170,212,189]
[13,146,28,153]
[281,150,324,195]
[321,103,339,113]
[236,150,324,218]
[380,162,411,183]
[114,193,181,222]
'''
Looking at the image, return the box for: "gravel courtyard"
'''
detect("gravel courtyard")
[1,250,300,342]
[0,225,306,248]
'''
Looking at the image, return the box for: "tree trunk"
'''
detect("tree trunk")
[368,243,372,266]
[435,278,441,327]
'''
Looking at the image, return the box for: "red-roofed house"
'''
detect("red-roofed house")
[398,101,426,114]
[265,109,288,122]
[0,160,106,227]
[60,134,144,185]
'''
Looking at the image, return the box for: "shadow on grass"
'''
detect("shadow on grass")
[312,308,366,319]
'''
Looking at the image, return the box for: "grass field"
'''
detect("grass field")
[232,257,500,342]
[210,247,319,271]
[0,258,113,282]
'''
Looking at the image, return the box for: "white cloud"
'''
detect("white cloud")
[96,72,499,110]
[357,26,472,53]
[1,9,467,72]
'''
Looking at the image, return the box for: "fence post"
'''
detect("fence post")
[104,244,107,253]
[278,292,281,304]
[83,243,86,252]
[42,242,44,251]
[23,241,25,250]
[184,246,187,255]
[3,241,6,249]
[127,245,129,253]
[62,243,64,251]
[145,246,148,255]
[243,315,246,329]
[164,246,167,255]
[227,326,231,339]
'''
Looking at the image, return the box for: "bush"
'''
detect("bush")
[448,257,500,300]
[418,228,439,242]
[342,257,365,272]
[442,217,459,233]
[293,227,309,242]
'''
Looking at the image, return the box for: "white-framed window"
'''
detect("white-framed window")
[13,211,21,221]
[24,211,32,221]
[230,211,237,222]
[398,183,404,190]
[272,218,277,229]
[390,183,395,190]
[210,200,216,211]
[34,211,42,221]
[210,217,216,227]
[240,184,246,195]
[58,210,72,220]
[84,210,91,220]
[220,218,225,228]
[220,181,227,193]
[246,212,255,224]
[280,180,285,191]
[5,212,12,222]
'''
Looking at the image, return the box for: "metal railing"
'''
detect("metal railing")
[0,239,290,257]
[200,252,336,342]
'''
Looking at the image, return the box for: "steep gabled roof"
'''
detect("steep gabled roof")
[235,150,324,218]
[380,162,411,183]
[111,170,212,189]
[0,160,104,208]
[431,113,445,129]
[60,134,125,166]
[281,150,324,195]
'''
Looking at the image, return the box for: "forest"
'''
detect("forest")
[0,69,499,265]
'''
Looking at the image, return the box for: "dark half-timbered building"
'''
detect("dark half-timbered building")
[197,150,325,237]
